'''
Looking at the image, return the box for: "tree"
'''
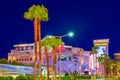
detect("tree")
[91,46,97,75]
[98,55,105,76]
[42,37,52,80]
[24,4,48,80]
[45,37,63,80]
[108,59,115,77]
[103,54,110,77]
[0,58,8,64]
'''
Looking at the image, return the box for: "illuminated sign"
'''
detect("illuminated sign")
[93,39,109,44]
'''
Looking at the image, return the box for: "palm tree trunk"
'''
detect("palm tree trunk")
[101,63,103,77]
[93,54,95,75]
[100,62,101,76]
[34,17,38,80]
[45,46,50,80]
[52,46,57,80]
[104,61,106,77]
[37,18,42,80]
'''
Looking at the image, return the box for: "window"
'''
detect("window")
[68,56,71,61]
[65,48,72,51]
[58,54,66,61]
[116,58,120,62]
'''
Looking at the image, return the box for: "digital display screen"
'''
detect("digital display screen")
[96,46,107,56]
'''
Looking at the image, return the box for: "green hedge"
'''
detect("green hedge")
[0,76,14,80]
[1,75,120,80]
[14,75,46,80]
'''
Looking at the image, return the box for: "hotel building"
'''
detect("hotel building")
[8,37,109,74]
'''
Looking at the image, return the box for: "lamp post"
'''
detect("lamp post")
[48,32,74,80]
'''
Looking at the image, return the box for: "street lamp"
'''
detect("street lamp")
[48,32,74,79]
[57,32,74,38]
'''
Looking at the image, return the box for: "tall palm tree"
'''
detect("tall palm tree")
[91,46,97,75]
[24,4,48,80]
[42,37,52,80]
[47,37,63,80]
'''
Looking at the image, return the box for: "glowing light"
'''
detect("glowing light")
[68,32,74,37]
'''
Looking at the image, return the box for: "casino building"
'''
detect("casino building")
[8,37,109,74]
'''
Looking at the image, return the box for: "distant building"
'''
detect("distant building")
[114,53,120,76]
[114,53,120,64]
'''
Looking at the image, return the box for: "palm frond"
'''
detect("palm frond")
[24,4,48,21]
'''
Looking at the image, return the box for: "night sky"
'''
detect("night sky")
[0,0,120,59]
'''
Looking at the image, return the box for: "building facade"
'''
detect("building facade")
[8,43,91,74]
[8,38,109,74]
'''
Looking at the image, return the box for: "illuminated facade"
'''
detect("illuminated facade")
[8,37,109,74]
[8,43,91,74]
[90,39,109,74]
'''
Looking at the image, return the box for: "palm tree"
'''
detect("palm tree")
[107,59,115,77]
[42,37,52,80]
[91,46,97,75]
[47,37,63,80]
[24,4,48,80]
[103,54,110,77]
[98,56,104,76]
[116,63,120,76]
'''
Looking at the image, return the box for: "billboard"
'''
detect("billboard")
[96,46,107,57]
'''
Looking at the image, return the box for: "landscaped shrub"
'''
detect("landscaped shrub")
[26,76,34,80]
[0,76,5,80]
[42,76,47,80]
[5,76,10,80]
[96,75,102,79]
[0,76,13,80]
[85,75,91,79]
[61,76,70,80]
[15,75,27,80]
[78,75,85,79]
[0,58,8,64]
[7,76,14,80]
